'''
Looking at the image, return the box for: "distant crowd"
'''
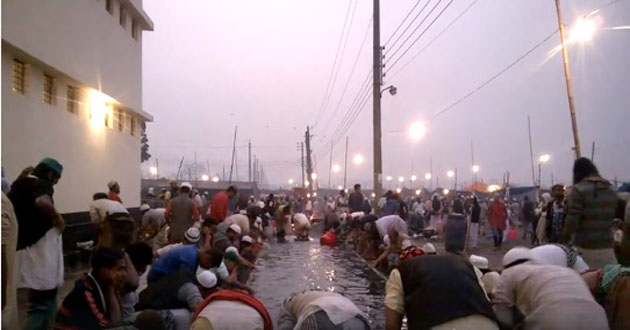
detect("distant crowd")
[2,156,629,329]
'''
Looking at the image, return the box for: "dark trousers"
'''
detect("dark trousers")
[492,228,504,247]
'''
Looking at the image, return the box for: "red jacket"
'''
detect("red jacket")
[192,289,272,330]
[208,191,229,221]
[488,201,507,230]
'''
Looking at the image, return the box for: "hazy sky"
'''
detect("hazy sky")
[142,0,630,189]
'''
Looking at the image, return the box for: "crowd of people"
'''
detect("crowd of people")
[1,156,629,329]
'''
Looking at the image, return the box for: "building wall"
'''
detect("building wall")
[2,47,142,213]
[1,0,144,110]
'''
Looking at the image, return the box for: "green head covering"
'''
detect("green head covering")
[39,158,63,175]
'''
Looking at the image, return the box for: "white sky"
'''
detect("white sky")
[142,0,630,189]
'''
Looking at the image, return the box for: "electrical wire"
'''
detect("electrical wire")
[385,0,443,66]
[383,0,424,47]
[431,29,559,119]
[386,0,454,73]
[319,18,373,137]
[389,0,479,78]
[314,0,358,128]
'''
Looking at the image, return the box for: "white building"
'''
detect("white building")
[2,0,153,215]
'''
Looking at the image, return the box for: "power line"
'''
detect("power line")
[383,0,423,47]
[319,18,373,137]
[389,0,479,78]
[384,0,432,55]
[431,29,558,119]
[317,70,372,152]
[385,0,443,66]
[386,0,454,73]
[316,77,373,159]
[320,71,373,152]
[314,0,358,128]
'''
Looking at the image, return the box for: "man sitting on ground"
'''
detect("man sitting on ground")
[55,248,128,329]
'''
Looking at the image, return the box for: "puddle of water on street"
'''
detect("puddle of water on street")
[249,225,386,328]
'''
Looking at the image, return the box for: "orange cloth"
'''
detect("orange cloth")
[488,201,507,230]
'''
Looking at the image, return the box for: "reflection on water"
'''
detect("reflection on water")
[249,225,386,328]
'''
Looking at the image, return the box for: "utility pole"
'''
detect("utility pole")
[194,151,198,188]
[372,0,384,197]
[328,141,333,189]
[248,140,252,182]
[555,0,582,158]
[155,158,160,179]
[305,127,314,194]
[527,116,537,186]
[298,142,305,188]
[228,126,237,183]
[591,141,595,161]
[343,136,349,190]
[429,155,433,191]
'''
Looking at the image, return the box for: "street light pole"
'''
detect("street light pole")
[372,0,383,198]
[555,0,582,158]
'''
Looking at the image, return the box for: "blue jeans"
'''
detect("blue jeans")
[492,228,503,247]
[22,288,58,330]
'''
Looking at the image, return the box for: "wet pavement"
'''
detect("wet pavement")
[249,224,387,328]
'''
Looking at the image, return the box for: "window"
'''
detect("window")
[131,19,138,40]
[130,116,137,136]
[12,59,25,94]
[42,74,56,105]
[106,0,113,14]
[67,85,79,114]
[104,102,114,128]
[119,6,126,27]
[117,108,125,131]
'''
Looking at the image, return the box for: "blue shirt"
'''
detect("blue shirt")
[148,244,198,282]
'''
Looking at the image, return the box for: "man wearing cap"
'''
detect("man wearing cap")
[156,227,201,257]
[213,222,242,252]
[137,269,218,313]
[164,180,179,202]
[492,247,607,329]
[166,182,200,243]
[148,246,222,283]
[9,158,65,329]
[224,213,250,236]
[138,204,168,250]
[385,252,498,330]
[108,180,123,203]
[208,186,238,222]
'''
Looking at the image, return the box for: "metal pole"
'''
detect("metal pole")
[455,168,458,191]
[591,141,595,161]
[538,163,542,187]
[527,116,537,186]
[248,140,252,182]
[300,142,306,188]
[372,0,383,197]
[155,158,159,179]
[305,127,313,194]
[555,0,582,158]
[328,141,333,189]
[228,126,237,183]
[344,136,349,190]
